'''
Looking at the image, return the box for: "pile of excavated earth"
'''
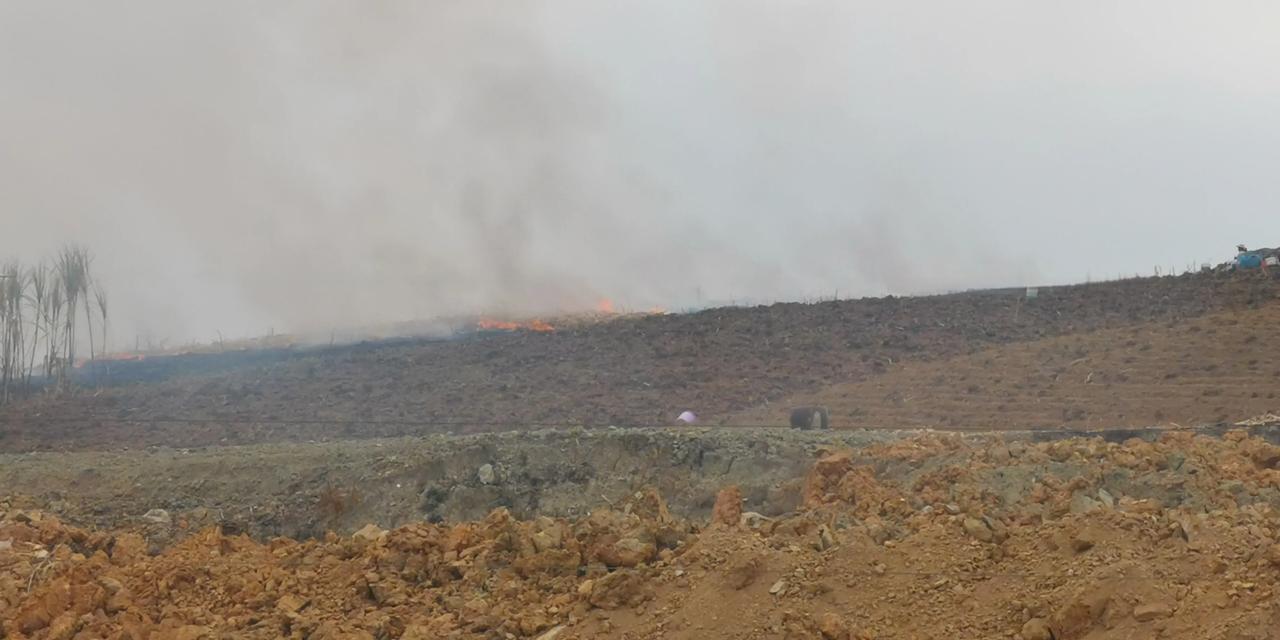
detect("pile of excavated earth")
[6,427,1280,639]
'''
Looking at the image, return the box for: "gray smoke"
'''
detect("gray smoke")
[2,1,1278,344]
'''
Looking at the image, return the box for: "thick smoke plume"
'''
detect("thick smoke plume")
[2,1,1278,344]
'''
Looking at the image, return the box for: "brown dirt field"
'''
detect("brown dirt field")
[731,302,1280,430]
[4,273,1278,452]
[6,430,1280,639]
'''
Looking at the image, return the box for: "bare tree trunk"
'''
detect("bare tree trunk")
[25,318,39,390]
[84,303,94,361]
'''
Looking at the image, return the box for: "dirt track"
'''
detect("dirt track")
[4,273,1277,452]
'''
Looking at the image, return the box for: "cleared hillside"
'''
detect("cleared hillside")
[2,273,1276,451]
[731,303,1280,430]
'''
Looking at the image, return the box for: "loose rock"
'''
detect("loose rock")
[1134,602,1173,622]
[963,517,993,543]
[141,509,172,525]
[1021,618,1053,640]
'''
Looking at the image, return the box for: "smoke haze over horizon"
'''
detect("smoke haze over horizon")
[2,1,1278,345]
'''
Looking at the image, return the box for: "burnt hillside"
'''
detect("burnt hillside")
[4,272,1276,451]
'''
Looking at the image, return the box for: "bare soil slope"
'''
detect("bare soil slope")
[6,430,1280,639]
[732,304,1280,430]
[4,274,1276,452]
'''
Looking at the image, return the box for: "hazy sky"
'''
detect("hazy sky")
[2,1,1278,345]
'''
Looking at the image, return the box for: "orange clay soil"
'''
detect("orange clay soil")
[6,429,1280,639]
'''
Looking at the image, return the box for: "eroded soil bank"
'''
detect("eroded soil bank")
[6,428,1280,639]
[0,428,905,540]
[5,424,1278,543]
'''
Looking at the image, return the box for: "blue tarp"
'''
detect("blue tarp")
[1238,253,1264,269]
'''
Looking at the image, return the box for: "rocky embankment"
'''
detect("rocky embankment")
[0,428,903,541]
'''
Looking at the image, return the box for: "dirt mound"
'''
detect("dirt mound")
[733,303,1280,430]
[572,429,1280,639]
[2,490,694,639]
[5,430,1280,639]
[4,273,1276,452]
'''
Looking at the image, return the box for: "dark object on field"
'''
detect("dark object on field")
[790,406,830,430]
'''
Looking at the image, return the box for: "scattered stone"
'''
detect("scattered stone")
[1069,493,1101,514]
[724,557,762,590]
[816,525,838,551]
[1021,618,1053,640]
[1134,602,1173,622]
[353,523,387,542]
[1097,488,1115,508]
[818,612,850,640]
[1052,583,1113,637]
[963,517,993,543]
[532,530,560,553]
[276,594,307,616]
[587,570,652,610]
[477,464,496,485]
[1071,528,1098,554]
[105,588,133,614]
[769,579,787,595]
[98,577,125,594]
[536,626,566,640]
[740,512,773,530]
[141,509,172,525]
[596,537,656,568]
[982,515,1009,543]
[865,522,891,545]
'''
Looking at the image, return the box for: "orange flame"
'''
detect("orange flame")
[478,318,520,331]
[477,318,555,333]
[527,319,555,333]
[596,298,616,314]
